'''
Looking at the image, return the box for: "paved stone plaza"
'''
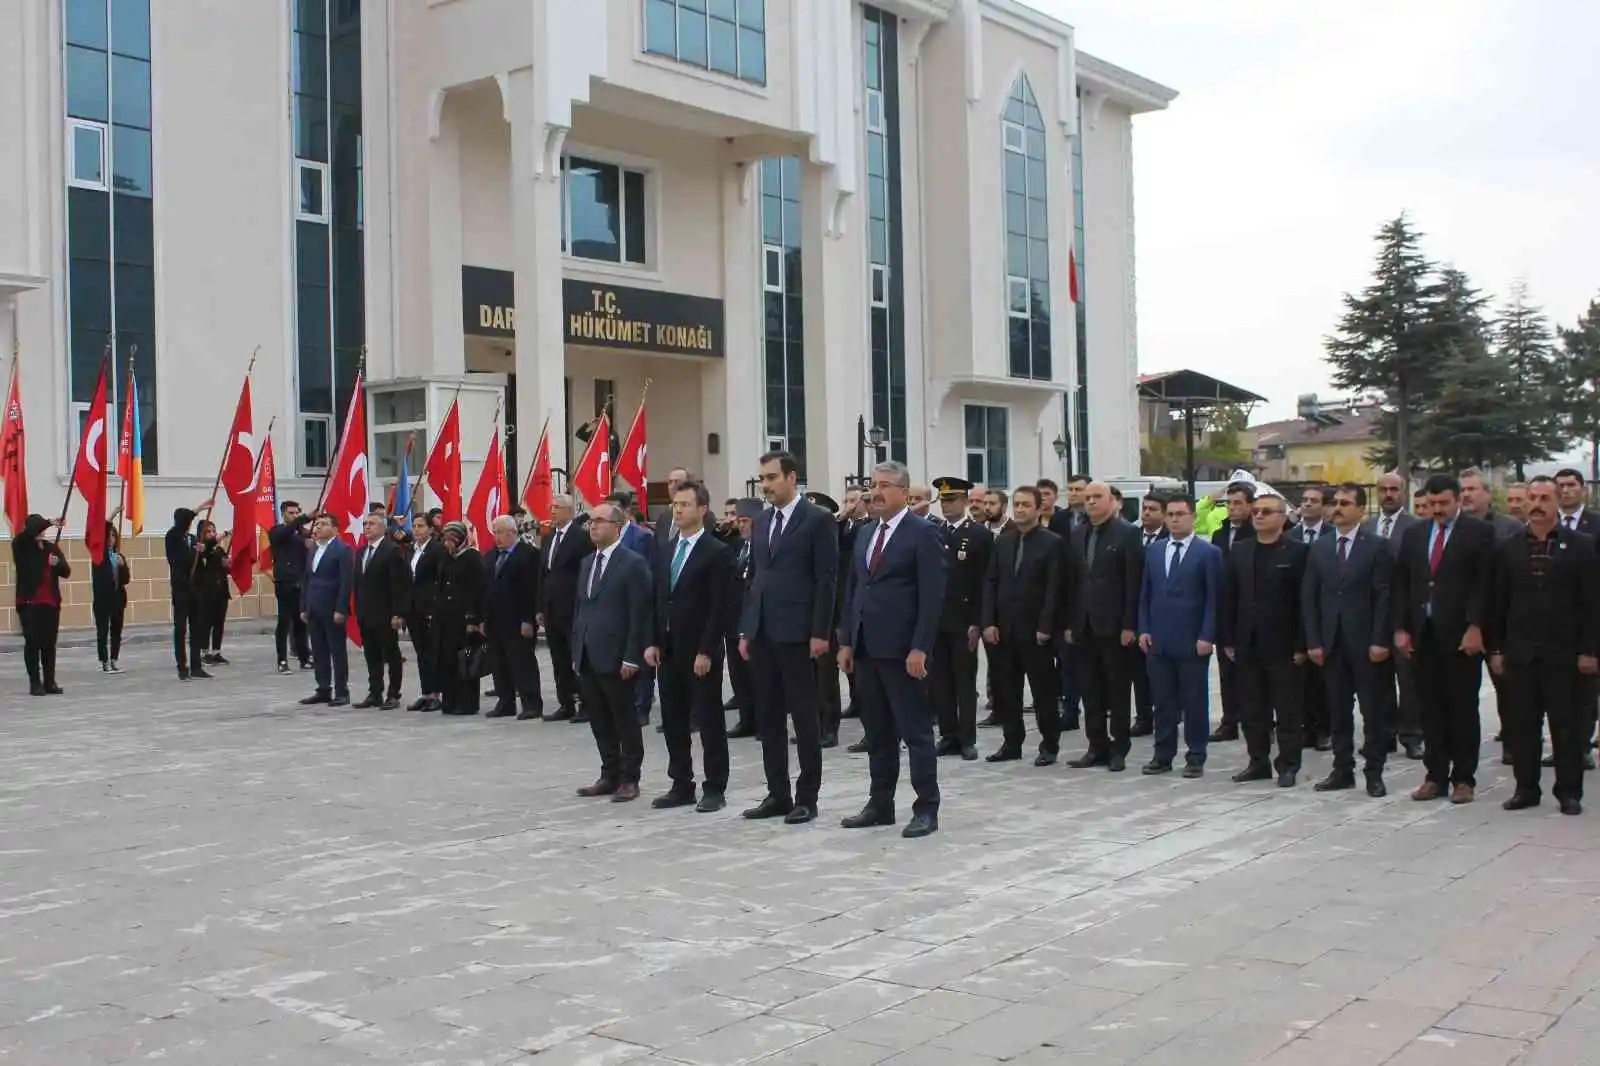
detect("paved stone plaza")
[4,633,1599,1065]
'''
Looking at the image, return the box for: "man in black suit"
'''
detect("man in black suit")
[928,476,991,761]
[572,502,654,803]
[1293,484,1336,751]
[739,451,839,824]
[645,481,733,813]
[1131,493,1168,736]
[1208,482,1257,741]
[1303,483,1394,796]
[352,511,410,709]
[837,461,946,838]
[164,501,215,681]
[1394,473,1497,804]
[405,514,446,710]
[483,514,543,720]
[1363,472,1425,760]
[725,499,763,738]
[1064,481,1143,772]
[1490,476,1598,815]
[982,485,1063,765]
[805,490,846,750]
[538,495,593,721]
[1555,467,1600,761]
[1221,492,1308,786]
[299,513,354,707]
[268,500,313,673]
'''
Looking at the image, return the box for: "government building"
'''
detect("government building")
[1,0,1174,577]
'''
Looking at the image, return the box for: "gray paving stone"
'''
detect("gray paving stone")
[1435,1002,1557,1041]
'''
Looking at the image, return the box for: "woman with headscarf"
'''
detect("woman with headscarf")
[406,513,446,711]
[193,519,232,666]
[12,513,71,695]
[433,520,485,715]
[92,517,132,672]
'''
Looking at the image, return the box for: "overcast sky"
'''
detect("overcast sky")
[1033,0,1600,420]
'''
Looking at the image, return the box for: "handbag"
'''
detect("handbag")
[459,644,490,680]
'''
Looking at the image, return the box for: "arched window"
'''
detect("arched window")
[1002,76,1050,381]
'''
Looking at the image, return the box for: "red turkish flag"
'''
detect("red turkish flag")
[72,362,111,564]
[221,378,256,506]
[255,436,279,574]
[522,421,553,523]
[423,398,463,522]
[0,366,28,536]
[319,374,368,646]
[1068,247,1080,304]
[615,401,647,494]
[467,426,508,552]
[572,412,612,506]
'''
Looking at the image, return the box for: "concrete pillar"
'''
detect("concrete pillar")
[427,92,465,379]
[708,156,763,500]
[801,160,866,494]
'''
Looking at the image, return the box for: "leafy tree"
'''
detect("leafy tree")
[1559,297,1600,480]
[1491,280,1565,478]
[1324,215,1443,478]
[1418,269,1518,469]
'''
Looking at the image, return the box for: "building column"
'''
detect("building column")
[427,90,465,378]
[708,156,762,500]
[801,161,866,493]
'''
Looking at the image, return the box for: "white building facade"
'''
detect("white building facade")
[0,0,1174,526]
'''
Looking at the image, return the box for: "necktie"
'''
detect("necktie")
[1168,541,1184,578]
[1337,536,1350,568]
[548,529,563,567]
[1565,515,1576,531]
[589,550,605,597]
[1013,534,1025,576]
[1381,515,1393,539]
[772,508,786,544]
[869,522,889,572]
[1429,524,1447,575]
[1145,533,1155,547]
[364,545,375,571]
[495,548,509,576]
[738,542,750,566]
[1086,527,1099,566]
[670,537,690,587]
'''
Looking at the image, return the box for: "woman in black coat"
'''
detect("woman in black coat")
[406,514,447,711]
[193,519,232,665]
[432,520,485,716]
[12,513,71,695]
[92,519,132,672]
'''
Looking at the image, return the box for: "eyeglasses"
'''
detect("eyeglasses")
[1251,507,1282,517]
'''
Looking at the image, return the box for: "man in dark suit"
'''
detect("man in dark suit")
[1393,473,1497,804]
[837,461,946,838]
[164,501,215,681]
[1221,491,1308,786]
[739,450,839,824]
[1363,472,1424,760]
[981,485,1063,765]
[1064,481,1143,772]
[1293,484,1336,751]
[928,476,991,761]
[268,500,313,673]
[725,499,763,738]
[1042,477,1085,734]
[299,513,353,707]
[482,514,543,720]
[1138,494,1223,777]
[352,511,410,709]
[805,490,846,749]
[1132,493,1169,736]
[1490,476,1598,815]
[645,481,733,813]
[1303,483,1394,796]
[572,502,654,803]
[607,491,658,725]
[405,514,446,710]
[1208,482,1257,742]
[1555,468,1600,765]
[538,496,593,721]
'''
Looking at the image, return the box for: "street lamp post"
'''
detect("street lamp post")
[1052,431,1071,480]
[856,415,887,484]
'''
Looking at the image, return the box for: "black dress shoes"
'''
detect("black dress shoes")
[328,696,350,707]
[299,692,330,705]
[517,706,543,721]
[962,746,979,761]
[1277,770,1297,788]
[841,804,896,829]
[1130,720,1153,738]
[1034,750,1058,767]
[380,699,400,711]
[548,706,575,722]
[485,705,516,718]
[1066,750,1109,769]
[986,744,1022,763]
[1366,774,1387,798]
[29,682,46,696]
[353,695,383,710]
[42,683,63,695]
[1108,753,1126,773]
[1560,797,1583,816]
[742,795,793,820]
[784,804,817,825]
[847,739,869,754]
[1142,760,1172,775]
[189,667,213,680]
[728,723,757,740]
[696,792,726,813]
[407,697,430,711]
[902,812,938,839]
[1314,734,1333,752]
[571,711,591,724]
[1314,772,1356,792]
[1403,739,1425,760]
[979,714,1001,728]
[820,732,839,749]
[1208,724,1240,742]
[1231,762,1272,784]
[1181,763,1204,779]
[651,790,697,810]
[1502,791,1540,811]
[936,738,963,757]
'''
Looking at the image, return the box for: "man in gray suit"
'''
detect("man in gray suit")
[572,503,654,804]
[1363,471,1425,760]
[1461,468,1525,540]
[1304,482,1394,797]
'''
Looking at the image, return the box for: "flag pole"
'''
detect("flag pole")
[248,415,278,486]
[517,410,552,502]
[118,349,135,541]
[387,430,415,514]
[314,345,367,513]
[199,345,260,529]
[55,343,112,546]
[413,376,467,509]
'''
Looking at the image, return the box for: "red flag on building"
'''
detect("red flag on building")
[0,362,28,535]
[423,398,463,522]
[320,374,368,645]
[615,398,647,494]
[221,378,256,506]
[1068,247,1080,304]
[467,422,508,552]
[254,436,279,574]
[72,361,111,564]
[571,412,612,506]
[521,418,553,523]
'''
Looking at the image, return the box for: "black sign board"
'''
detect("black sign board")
[563,280,725,359]
[462,265,516,338]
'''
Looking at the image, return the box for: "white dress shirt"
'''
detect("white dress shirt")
[311,539,331,572]
[588,540,619,597]
[1166,535,1194,575]
[769,496,801,543]
[868,506,910,556]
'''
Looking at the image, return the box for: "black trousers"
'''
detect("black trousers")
[308,612,350,698]
[1413,625,1484,788]
[816,639,842,739]
[93,593,125,663]
[1217,650,1242,729]
[409,615,436,695]
[275,584,310,664]
[20,604,60,686]
[750,638,822,807]
[1325,641,1389,774]
[1302,662,1330,741]
[992,636,1060,752]
[856,656,940,816]
[1077,633,1133,757]
[1236,647,1303,772]
[203,588,228,652]
[658,641,729,795]
[580,656,644,784]
[929,628,978,749]
[725,629,755,728]
[169,588,205,672]
[1373,654,1424,746]
[1133,646,1154,727]
[1506,662,1585,801]
[546,614,582,711]
[358,620,404,700]
[487,626,542,713]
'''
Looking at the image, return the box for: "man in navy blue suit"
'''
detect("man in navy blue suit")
[1138,494,1223,777]
[298,513,354,707]
[837,461,947,839]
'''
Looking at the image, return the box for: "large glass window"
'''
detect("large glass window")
[292,0,365,473]
[863,6,906,462]
[761,156,805,476]
[1003,76,1051,383]
[644,0,766,85]
[561,156,648,266]
[1071,89,1088,473]
[964,405,1010,488]
[62,0,158,472]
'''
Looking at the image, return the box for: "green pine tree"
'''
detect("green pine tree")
[1412,268,1518,471]
[1560,297,1600,480]
[1492,280,1565,479]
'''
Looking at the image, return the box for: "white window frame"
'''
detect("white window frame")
[865,88,885,134]
[763,245,784,292]
[963,403,1011,488]
[69,402,92,460]
[299,412,334,474]
[560,152,653,269]
[295,159,330,224]
[1007,275,1030,318]
[1002,120,1025,154]
[67,119,109,191]
[870,263,889,308]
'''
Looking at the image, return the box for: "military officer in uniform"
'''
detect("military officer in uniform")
[725,498,763,738]
[806,491,845,749]
[928,476,992,760]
